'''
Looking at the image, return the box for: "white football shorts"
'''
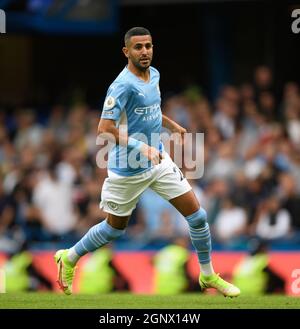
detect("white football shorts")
[100,153,192,216]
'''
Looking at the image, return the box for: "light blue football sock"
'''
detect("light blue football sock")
[185,208,212,265]
[73,220,125,256]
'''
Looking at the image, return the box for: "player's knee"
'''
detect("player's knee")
[185,207,207,228]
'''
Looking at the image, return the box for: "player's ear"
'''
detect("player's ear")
[122,46,129,58]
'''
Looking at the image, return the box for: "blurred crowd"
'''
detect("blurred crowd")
[1,65,300,252]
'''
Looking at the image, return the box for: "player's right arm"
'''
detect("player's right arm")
[98,83,162,165]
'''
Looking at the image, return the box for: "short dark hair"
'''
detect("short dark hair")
[124,27,151,46]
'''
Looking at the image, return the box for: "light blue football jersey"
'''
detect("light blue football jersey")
[101,66,163,176]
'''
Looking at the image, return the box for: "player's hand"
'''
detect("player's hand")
[140,144,164,165]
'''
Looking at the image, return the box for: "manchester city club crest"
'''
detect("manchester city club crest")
[107,201,119,211]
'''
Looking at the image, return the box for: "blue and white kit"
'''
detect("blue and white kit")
[100,66,191,216]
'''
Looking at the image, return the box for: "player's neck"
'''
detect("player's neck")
[127,63,150,82]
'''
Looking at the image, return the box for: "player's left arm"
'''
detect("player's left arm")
[162,114,187,143]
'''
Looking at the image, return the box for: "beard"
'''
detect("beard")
[132,57,152,71]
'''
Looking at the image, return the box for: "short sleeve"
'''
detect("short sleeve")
[101,83,128,121]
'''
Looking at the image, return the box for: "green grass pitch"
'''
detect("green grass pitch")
[0,293,299,309]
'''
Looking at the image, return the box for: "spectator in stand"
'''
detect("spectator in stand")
[33,162,79,242]
[253,195,291,241]
[14,110,44,151]
[0,180,19,253]
[253,65,274,95]
[205,141,240,182]
[278,173,300,233]
[213,198,248,247]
